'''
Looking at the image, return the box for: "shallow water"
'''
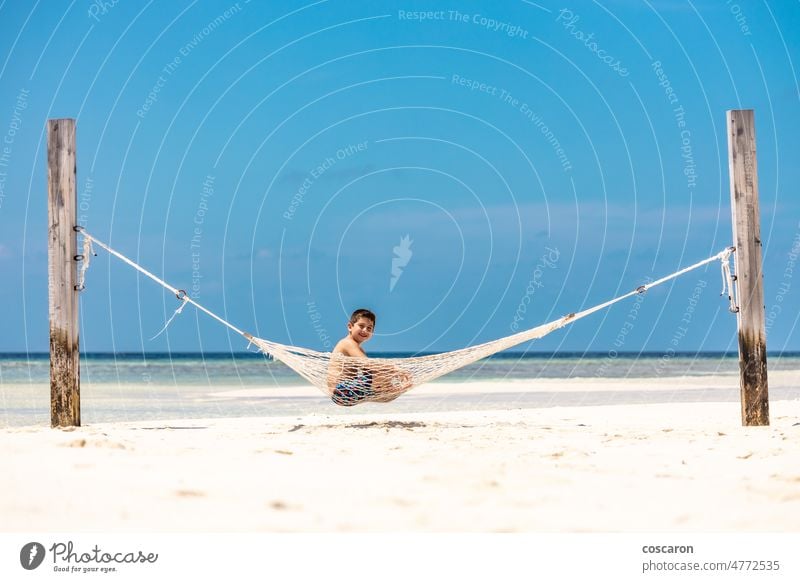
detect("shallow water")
[2,352,798,427]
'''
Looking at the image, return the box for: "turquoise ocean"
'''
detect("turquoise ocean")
[2,352,798,427]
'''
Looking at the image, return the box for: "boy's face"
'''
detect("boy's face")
[348,316,374,344]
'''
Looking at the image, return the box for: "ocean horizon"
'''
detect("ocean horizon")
[3,351,799,386]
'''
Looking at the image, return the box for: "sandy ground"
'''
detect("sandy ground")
[2,396,799,532]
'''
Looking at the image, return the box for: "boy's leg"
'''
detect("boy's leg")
[369,367,412,402]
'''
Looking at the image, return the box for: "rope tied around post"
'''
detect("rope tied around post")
[75,226,97,291]
[719,246,739,312]
[75,229,95,292]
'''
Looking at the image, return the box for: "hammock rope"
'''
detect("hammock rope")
[75,227,735,405]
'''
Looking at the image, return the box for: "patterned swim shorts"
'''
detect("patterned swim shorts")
[331,372,374,407]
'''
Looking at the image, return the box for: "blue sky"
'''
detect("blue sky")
[1,0,798,354]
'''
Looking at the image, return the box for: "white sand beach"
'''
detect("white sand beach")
[2,380,799,532]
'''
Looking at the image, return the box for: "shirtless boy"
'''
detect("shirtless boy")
[328,309,411,406]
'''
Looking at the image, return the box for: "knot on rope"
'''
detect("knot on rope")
[244,331,255,351]
[150,293,189,340]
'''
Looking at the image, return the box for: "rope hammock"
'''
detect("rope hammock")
[76,228,737,406]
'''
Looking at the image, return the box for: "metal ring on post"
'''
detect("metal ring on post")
[73,225,85,233]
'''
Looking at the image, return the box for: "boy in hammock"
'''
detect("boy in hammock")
[328,308,412,406]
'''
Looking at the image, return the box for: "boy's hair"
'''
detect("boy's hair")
[349,308,376,326]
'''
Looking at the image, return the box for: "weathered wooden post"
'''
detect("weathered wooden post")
[726,109,769,426]
[47,118,80,427]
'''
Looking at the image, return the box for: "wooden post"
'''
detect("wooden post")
[47,118,80,427]
[726,109,769,426]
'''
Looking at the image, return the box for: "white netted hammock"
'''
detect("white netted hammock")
[76,229,737,405]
